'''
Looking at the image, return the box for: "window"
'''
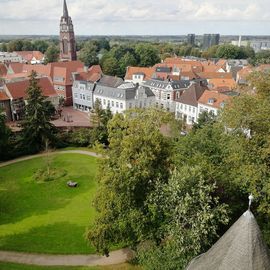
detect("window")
[189,106,191,112]
[87,96,91,101]
[184,105,187,111]
[80,94,82,100]
[167,94,170,100]
[120,103,123,109]
[116,102,119,108]
[103,99,106,105]
[180,104,183,109]
[129,103,132,108]
[193,107,195,113]
[108,100,110,106]
[74,93,78,98]
[83,94,85,100]
[112,101,114,107]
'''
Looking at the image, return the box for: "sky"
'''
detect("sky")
[0,0,270,36]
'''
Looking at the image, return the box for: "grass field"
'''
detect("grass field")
[0,262,141,270]
[0,153,98,254]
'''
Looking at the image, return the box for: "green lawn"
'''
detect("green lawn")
[0,262,141,270]
[0,154,98,254]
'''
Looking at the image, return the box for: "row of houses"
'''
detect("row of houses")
[0,51,45,65]
[1,56,268,126]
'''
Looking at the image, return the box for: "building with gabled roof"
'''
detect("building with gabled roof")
[142,79,191,112]
[198,90,232,117]
[125,66,155,84]
[15,51,45,64]
[186,209,270,270]
[93,82,155,114]
[175,82,206,125]
[4,77,59,121]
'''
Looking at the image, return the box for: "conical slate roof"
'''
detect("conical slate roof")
[63,0,69,18]
[186,210,270,270]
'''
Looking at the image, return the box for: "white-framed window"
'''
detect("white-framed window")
[116,102,119,108]
[87,96,91,101]
[120,103,123,109]
[74,93,78,98]
[80,94,82,100]
[112,101,114,107]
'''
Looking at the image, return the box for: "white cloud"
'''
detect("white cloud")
[0,0,270,35]
[0,0,269,22]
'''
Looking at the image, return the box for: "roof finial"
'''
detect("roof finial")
[63,0,69,18]
[248,194,254,210]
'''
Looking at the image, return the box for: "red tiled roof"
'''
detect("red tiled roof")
[0,91,9,101]
[208,78,236,90]
[88,65,102,74]
[125,66,155,80]
[5,77,57,99]
[198,90,232,109]
[197,72,233,80]
[15,51,44,62]
[8,63,24,74]
[0,64,8,77]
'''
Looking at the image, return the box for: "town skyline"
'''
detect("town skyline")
[0,0,270,35]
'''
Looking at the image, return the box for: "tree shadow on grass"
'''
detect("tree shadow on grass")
[0,222,96,254]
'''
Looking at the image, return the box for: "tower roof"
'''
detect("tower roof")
[63,0,69,18]
[186,210,270,270]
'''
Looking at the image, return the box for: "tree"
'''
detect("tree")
[0,109,11,161]
[33,40,49,53]
[78,41,99,67]
[100,55,119,76]
[118,52,137,77]
[248,71,270,99]
[220,93,270,244]
[193,111,217,130]
[22,40,33,51]
[135,44,161,67]
[21,71,57,153]
[44,45,59,63]
[88,109,172,254]
[0,43,7,52]
[90,99,113,145]
[138,167,229,270]
[7,40,24,52]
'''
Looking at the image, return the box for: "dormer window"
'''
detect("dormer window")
[208,98,215,105]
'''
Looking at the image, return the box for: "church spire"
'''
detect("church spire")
[63,0,69,18]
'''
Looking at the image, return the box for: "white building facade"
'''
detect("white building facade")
[93,83,155,114]
[142,79,191,112]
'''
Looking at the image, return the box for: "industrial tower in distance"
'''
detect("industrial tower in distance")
[59,0,77,61]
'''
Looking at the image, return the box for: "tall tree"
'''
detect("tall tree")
[78,41,99,67]
[135,44,161,67]
[22,71,56,153]
[44,45,59,63]
[0,109,11,161]
[33,40,49,53]
[88,109,172,254]
[138,167,229,270]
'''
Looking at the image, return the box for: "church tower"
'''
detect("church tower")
[60,0,77,61]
